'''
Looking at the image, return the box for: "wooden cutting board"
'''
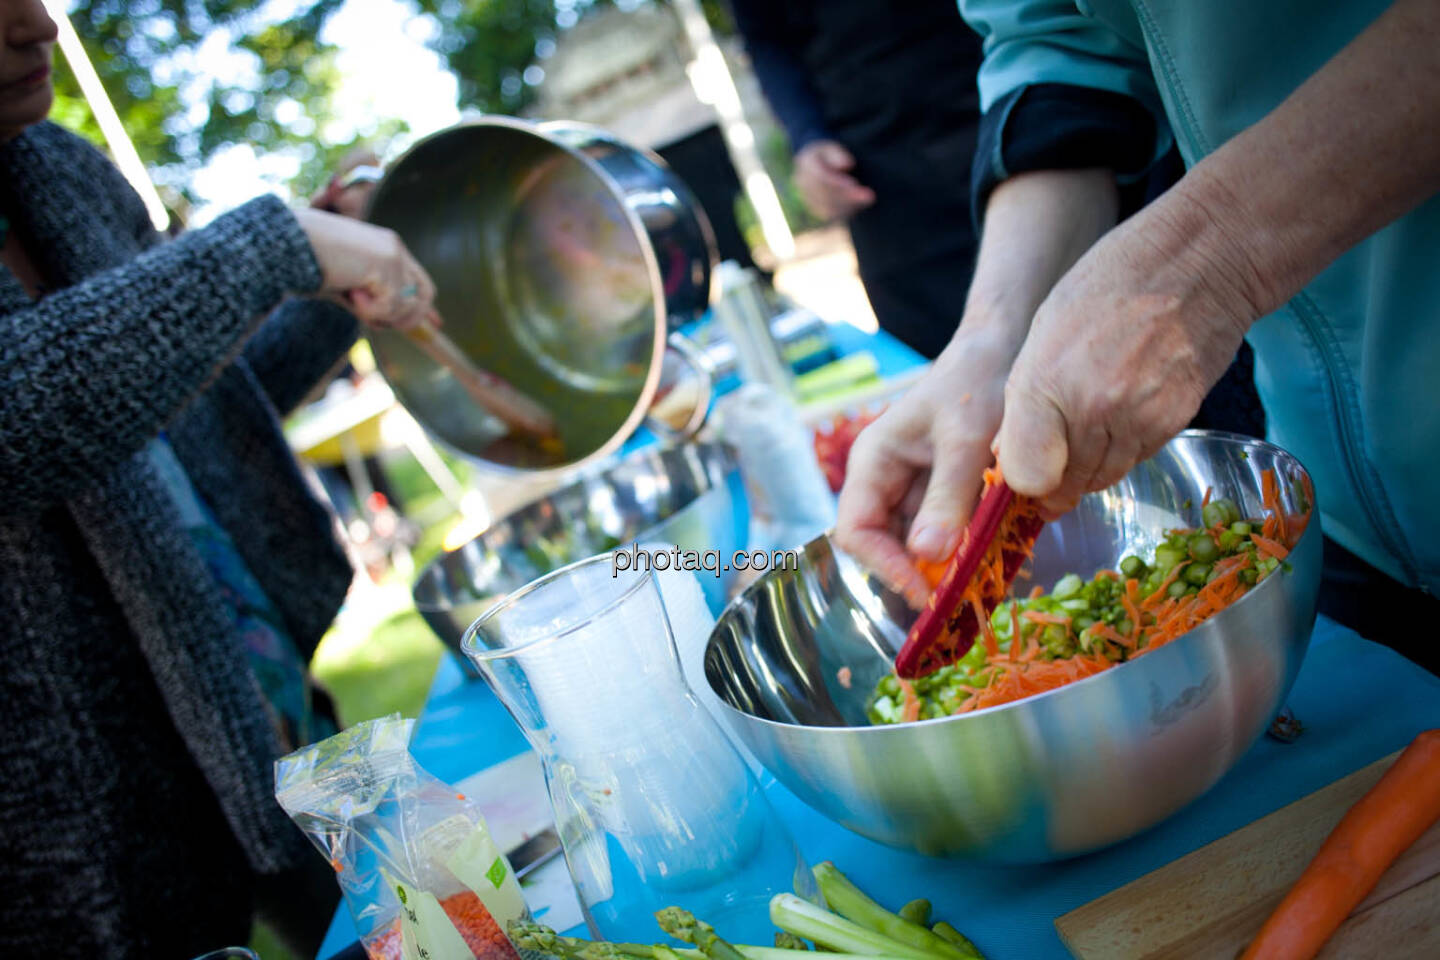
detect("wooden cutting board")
[1056,750,1440,959]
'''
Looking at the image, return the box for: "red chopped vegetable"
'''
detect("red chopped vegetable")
[813,409,884,493]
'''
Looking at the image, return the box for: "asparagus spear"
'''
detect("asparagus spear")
[510,920,592,959]
[655,907,749,960]
[930,924,983,960]
[775,933,811,951]
[897,901,930,927]
[770,894,941,960]
[811,863,975,960]
[510,915,916,960]
[509,920,662,960]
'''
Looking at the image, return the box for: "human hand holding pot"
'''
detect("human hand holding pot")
[293,207,440,333]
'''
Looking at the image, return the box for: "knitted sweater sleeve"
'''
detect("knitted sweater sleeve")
[242,297,359,418]
[0,195,324,508]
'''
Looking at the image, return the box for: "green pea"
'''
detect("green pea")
[1119,555,1147,579]
[1188,534,1220,563]
[1218,530,1241,553]
[1185,562,1212,585]
[1230,521,1253,537]
[1168,579,1189,598]
[1240,568,1259,585]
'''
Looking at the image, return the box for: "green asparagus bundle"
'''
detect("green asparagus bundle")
[509,862,984,960]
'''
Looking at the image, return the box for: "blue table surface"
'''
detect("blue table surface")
[319,614,1440,959]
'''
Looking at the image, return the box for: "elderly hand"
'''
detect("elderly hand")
[793,140,876,221]
[293,208,440,332]
[994,196,1259,515]
[833,170,1121,603]
[835,322,1021,609]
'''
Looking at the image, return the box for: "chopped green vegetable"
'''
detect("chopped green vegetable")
[811,863,972,960]
[897,900,930,927]
[930,924,983,960]
[657,908,751,960]
[770,894,939,960]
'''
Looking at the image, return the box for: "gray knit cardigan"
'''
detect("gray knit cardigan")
[0,123,358,955]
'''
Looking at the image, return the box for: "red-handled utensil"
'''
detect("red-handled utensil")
[895,472,1045,678]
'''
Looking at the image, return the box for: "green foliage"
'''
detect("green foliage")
[416,0,562,116]
[49,0,367,204]
[46,0,741,209]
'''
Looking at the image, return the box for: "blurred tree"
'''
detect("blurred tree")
[48,0,387,208]
[47,0,736,210]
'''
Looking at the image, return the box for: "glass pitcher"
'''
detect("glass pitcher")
[462,555,812,944]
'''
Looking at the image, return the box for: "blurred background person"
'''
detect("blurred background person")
[727,0,986,360]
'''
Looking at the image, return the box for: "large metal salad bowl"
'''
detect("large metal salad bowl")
[416,442,746,673]
[705,431,1320,862]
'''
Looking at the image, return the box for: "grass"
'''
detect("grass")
[313,604,446,727]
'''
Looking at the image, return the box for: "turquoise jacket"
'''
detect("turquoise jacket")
[961,0,1440,596]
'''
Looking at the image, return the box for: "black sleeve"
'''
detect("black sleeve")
[970,83,1163,227]
[727,0,831,151]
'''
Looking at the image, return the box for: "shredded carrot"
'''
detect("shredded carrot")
[1122,578,1144,642]
[973,594,1000,660]
[1252,533,1290,560]
[1262,468,1289,546]
[1201,486,1213,508]
[895,465,1313,718]
[1142,561,1190,610]
[899,679,921,722]
[1092,623,1135,648]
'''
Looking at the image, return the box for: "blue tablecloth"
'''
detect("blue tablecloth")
[318,614,1440,959]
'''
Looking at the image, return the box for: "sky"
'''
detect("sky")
[184,0,464,224]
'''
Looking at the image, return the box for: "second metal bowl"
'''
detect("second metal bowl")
[705,431,1320,862]
[416,442,747,673]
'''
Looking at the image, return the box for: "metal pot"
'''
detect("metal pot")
[361,117,719,472]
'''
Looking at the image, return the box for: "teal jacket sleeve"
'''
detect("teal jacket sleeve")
[959,0,1173,195]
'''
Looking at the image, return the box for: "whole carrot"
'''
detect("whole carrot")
[1241,729,1440,960]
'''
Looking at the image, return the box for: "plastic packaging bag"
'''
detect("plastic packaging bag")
[275,715,529,960]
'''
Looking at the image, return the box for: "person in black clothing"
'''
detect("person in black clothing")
[728,0,985,360]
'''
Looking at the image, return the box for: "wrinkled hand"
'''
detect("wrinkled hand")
[793,140,876,221]
[834,325,1019,608]
[292,207,440,332]
[995,213,1256,515]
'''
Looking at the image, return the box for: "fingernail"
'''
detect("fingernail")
[908,525,954,560]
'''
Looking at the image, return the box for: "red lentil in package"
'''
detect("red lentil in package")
[276,715,528,960]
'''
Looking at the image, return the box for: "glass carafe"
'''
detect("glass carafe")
[462,556,812,943]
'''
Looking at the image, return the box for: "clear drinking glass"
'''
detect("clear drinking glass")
[462,556,812,943]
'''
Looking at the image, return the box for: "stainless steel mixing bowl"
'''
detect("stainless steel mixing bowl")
[363,118,717,473]
[705,431,1320,861]
[416,442,747,674]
